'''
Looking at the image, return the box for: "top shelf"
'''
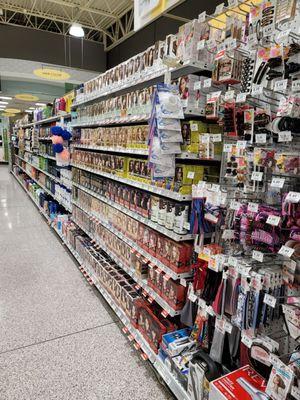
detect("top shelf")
[18,113,72,129]
[72,60,213,108]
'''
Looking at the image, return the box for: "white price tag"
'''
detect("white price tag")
[211,134,222,142]
[292,79,300,92]
[198,298,206,309]
[236,92,247,103]
[201,134,210,144]
[248,202,259,213]
[203,78,212,88]
[228,0,238,6]
[197,40,206,51]
[194,81,202,90]
[184,221,190,230]
[274,79,288,92]
[187,171,195,179]
[286,191,300,203]
[211,184,220,192]
[266,215,281,226]
[255,133,267,143]
[230,200,241,211]
[271,177,285,188]
[241,334,253,348]
[278,245,295,258]
[291,386,300,400]
[278,131,292,142]
[264,294,277,308]
[222,229,236,240]
[263,25,274,36]
[251,85,263,96]
[215,2,224,14]
[225,90,235,101]
[215,318,226,334]
[188,292,198,303]
[223,143,232,153]
[237,140,247,149]
[180,278,187,287]
[251,171,263,181]
[198,11,206,22]
[206,305,215,316]
[225,321,233,334]
[252,250,264,262]
[190,123,198,131]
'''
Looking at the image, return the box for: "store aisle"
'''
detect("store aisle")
[0,166,173,400]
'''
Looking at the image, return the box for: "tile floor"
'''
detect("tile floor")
[0,166,174,400]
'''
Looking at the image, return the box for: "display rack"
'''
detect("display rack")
[19,113,72,129]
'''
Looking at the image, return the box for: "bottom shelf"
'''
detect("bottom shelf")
[11,170,191,400]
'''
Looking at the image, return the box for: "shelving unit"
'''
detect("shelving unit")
[19,113,72,129]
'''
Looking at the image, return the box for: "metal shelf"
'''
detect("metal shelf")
[71,163,192,202]
[72,201,192,281]
[39,153,56,160]
[16,155,61,184]
[72,60,213,107]
[73,182,193,242]
[72,143,148,155]
[20,113,72,129]
[71,114,149,128]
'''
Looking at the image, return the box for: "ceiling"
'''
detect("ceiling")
[0,0,134,49]
[0,58,98,115]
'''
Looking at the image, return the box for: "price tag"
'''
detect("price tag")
[215,318,226,334]
[286,191,300,203]
[188,292,198,303]
[266,215,281,226]
[223,143,233,153]
[251,85,263,96]
[215,2,225,14]
[278,245,295,258]
[203,78,212,88]
[198,298,206,309]
[264,294,277,308]
[187,171,195,179]
[236,92,247,103]
[271,177,285,188]
[278,131,292,142]
[237,140,247,149]
[228,0,238,6]
[292,79,300,92]
[190,123,198,131]
[206,305,215,316]
[248,202,259,213]
[225,90,235,101]
[252,250,264,263]
[211,184,220,192]
[198,11,206,22]
[230,200,241,211]
[194,81,202,90]
[225,321,233,334]
[255,133,267,143]
[226,38,237,51]
[241,333,253,348]
[251,171,263,181]
[263,25,274,36]
[197,40,206,51]
[291,386,300,400]
[222,229,235,240]
[180,278,187,287]
[201,134,210,144]
[274,79,288,92]
[211,133,222,142]
[184,221,190,230]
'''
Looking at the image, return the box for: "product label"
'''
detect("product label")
[255,133,267,143]
[211,133,222,142]
[251,171,263,181]
[266,215,280,226]
[223,143,233,153]
[224,90,235,101]
[251,85,263,96]
[197,40,206,51]
[292,79,300,92]
[274,79,288,92]
[264,294,277,308]
[286,191,300,203]
[236,140,247,149]
[203,78,212,88]
[271,177,285,188]
[278,245,295,258]
[230,200,241,210]
[248,202,259,213]
[278,131,292,142]
[252,250,264,262]
[187,171,195,179]
[236,92,247,103]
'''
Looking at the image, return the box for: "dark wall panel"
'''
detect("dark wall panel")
[107,0,220,68]
[0,24,106,72]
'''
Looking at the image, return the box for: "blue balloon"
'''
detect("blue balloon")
[51,126,63,136]
[52,143,64,153]
[61,130,72,140]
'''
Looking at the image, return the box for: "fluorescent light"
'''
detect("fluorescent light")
[0,107,6,109]
[25,109,33,113]
[29,107,35,110]
[35,102,46,106]
[69,23,84,38]
[0,101,8,105]
[0,96,12,100]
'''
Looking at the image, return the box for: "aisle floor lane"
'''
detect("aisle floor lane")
[0,324,172,400]
[0,167,173,399]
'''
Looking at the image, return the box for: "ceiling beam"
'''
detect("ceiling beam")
[44,0,118,19]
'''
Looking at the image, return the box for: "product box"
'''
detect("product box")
[209,365,268,400]
[177,75,200,110]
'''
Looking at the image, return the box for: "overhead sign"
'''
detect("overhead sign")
[134,0,184,31]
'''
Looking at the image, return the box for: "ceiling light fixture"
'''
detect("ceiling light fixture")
[29,107,35,110]
[25,109,33,113]
[35,102,46,106]
[15,94,39,101]
[0,96,12,100]
[69,23,84,38]
[33,68,70,81]
[6,108,21,113]
[0,101,8,105]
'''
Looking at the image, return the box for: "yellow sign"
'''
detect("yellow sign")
[15,94,39,101]
[2,112,16,117]
[5,108,21,113]
[34,68,70,81]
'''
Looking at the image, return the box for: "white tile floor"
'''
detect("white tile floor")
[0,166,173,400]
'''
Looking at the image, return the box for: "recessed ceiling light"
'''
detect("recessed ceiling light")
[69,23,84,38]
[25,109,33,113]
[29,107,35,110]
[0,96,12,100]
[0,105,6,108]
[35,102,46,106]
[0,101,8,105]
[15,94,39,101]
[6,108,21,113]
[33,68,70,81]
